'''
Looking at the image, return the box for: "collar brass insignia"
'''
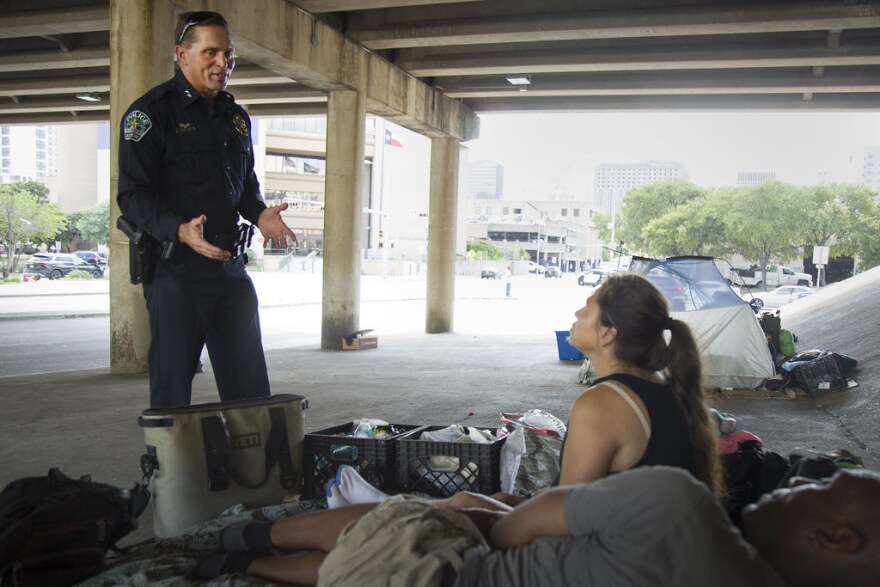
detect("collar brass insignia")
[175,122,196,134]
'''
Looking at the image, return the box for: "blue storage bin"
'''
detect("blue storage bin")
[555,330,584,361]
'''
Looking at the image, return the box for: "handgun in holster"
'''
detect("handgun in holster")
[117,215,159,285]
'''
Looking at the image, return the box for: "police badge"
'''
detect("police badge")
[124,110,152,142]
[232,113,249,136]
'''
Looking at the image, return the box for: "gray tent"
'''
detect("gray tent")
[628,256,774,389]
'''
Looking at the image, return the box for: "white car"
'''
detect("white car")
[748,285,813,309]
[577,270,606,287]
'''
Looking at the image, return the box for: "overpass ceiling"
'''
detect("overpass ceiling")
[1,0,880,126]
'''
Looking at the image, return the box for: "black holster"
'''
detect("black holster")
[116,216,159,285]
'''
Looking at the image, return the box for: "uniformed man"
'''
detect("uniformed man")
[118,11,296,408]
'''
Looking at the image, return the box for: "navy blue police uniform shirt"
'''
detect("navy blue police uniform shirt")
[118,68,267,245]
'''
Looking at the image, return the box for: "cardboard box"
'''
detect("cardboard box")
[342,329,378,350]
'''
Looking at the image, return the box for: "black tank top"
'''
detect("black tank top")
[554,373,697,485]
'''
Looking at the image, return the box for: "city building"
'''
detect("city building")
[0,124,106,214]
[593,161,689,218]
[255,116,453,272]
[468,160,504,199]
[861,146,880,195]
[736,171,776,186]
[0,125,57,183]
[467,174,604,271]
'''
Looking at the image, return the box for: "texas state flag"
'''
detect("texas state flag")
[384,129,403,148]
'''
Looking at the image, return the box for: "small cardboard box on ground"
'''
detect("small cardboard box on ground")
[342,329,378,350]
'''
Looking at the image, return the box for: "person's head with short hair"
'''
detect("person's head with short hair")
[743,469,880,587]
[569,273,723,499]
[174,11,234,102]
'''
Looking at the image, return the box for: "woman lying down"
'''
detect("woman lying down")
[195,466,790,587]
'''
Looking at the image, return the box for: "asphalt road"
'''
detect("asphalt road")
[0,316,109,377]
[0,273,589,377]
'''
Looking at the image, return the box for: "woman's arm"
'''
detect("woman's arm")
[489,487,570,549]
[558,389,622,485]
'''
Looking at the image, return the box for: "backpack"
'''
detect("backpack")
[0,468,150,587]
[721,440,789,529]
[778,329,796,357]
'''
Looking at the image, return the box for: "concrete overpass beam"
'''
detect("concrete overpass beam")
[425,136,460,333]
[108,0,174,374]
[322,89,367,349]
[177,0,477,140]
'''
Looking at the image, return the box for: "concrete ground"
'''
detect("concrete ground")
[1,266,877,545]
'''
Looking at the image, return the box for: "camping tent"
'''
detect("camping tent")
[628,256,775,389]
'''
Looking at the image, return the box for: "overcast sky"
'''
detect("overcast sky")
[464,111,880,200]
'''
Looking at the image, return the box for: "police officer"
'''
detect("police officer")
[118,11,296,408]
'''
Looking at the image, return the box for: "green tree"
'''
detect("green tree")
[796,183,877,259]
[618,179,707,252]
[839,197,880,270]
[858,208,880,270]
[590,212,612,244]
[0,182,67,278]
[641,196,728,258]
[18,180,50,204]
[466,240,504,260]
[75,201,110,245]
[719,181,802,290]
[55,210,83,252]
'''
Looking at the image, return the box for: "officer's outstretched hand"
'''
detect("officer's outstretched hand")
[258,203,298,250]
[178,215,231,261]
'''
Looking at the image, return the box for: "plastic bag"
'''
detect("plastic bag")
[500,410,567,438]
[351,418,392,439]
[422,424,466,443]
[499,426,562,495]
[423,426,496,471]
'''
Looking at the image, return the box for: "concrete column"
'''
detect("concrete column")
[108,0,173,373]
[425,137,460,333]
[321,90,366,349]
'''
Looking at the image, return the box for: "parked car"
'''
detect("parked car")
[544,266,562,278]
[480,267,502,279]
[728,265,812,288]
[577,269,606,287]
[748,285,813,309]
[23,253,104,280]
[74,251,108,268]
[527,261,545,274]
[647,273,689,311]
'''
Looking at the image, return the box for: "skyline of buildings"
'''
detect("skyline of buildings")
[862,146,880,195]
[467,160,504,199]
[594,161,689,218]
[3,119,878,270]
[737,171,777,186]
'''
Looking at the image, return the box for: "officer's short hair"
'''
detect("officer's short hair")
[175,11,229,48]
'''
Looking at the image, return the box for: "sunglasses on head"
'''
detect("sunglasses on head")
[177,11,228,45]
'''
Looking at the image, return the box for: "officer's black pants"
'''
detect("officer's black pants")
[143,251,270,407]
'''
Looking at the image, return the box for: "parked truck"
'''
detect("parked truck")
[728,265,813,289]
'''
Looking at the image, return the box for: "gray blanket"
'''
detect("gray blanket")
[81,499,327,586]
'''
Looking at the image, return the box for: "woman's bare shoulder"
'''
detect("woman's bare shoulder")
[571,383,628,415]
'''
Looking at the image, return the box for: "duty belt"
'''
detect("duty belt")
[208,223,255,258]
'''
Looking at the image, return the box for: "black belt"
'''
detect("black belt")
[207,232,237,251]
[207,223,255,257]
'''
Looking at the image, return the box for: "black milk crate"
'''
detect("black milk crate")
[792,354,847,398]
[304,423,424,498]
[396,427,507,498]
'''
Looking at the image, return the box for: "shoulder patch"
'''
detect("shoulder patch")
[124,110,153,142]
[232,113,249,137]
